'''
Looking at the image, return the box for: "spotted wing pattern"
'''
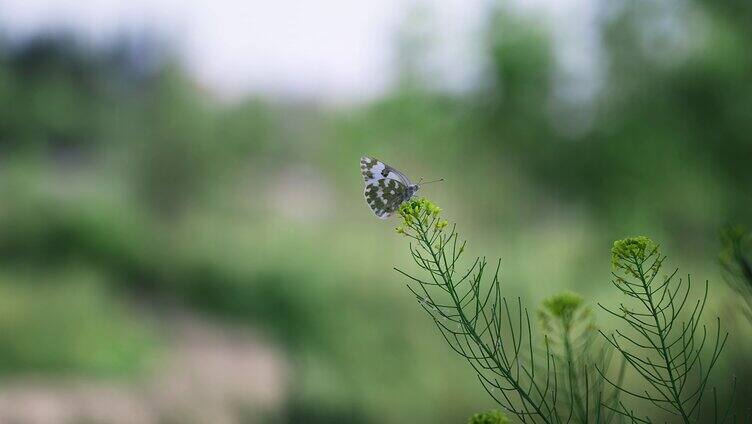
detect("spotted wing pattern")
[360,156,411,186]
[364,178,408,219]
[360,156,411,219]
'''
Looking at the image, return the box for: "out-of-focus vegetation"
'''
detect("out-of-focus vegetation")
[468,409,510,424]
[720,226,752,321]
[0,0,751,422]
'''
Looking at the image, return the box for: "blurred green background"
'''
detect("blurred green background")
[0,0,751,422]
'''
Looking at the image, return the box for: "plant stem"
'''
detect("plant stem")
[563,322,587,423]
[415,219,555,424]
[635,259,690,424]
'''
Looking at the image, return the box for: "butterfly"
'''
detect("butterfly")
[360,156,442,219]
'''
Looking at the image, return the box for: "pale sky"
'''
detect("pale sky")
[0,0,595,104]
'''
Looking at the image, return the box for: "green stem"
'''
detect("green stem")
[564,322,588,423]
[635,258,690,424]
[415,219,555,424]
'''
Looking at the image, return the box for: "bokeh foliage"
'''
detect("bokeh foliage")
[0,0,750,422]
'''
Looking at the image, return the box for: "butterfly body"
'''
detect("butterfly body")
[360,156,420,219]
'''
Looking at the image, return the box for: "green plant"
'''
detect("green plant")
[394,200,735,423]
[394,198,619,423]
[468,409,510,424]
[719,226,752,322]
[601,237,731,423]
[539,292,623,424]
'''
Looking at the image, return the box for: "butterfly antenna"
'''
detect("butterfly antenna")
[420,178,444,185]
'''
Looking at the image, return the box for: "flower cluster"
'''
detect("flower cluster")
[538,291,591,333]
[611,236,660,277]
[542,291,583,321]
[394,197,448,236]
[467,410,510,424]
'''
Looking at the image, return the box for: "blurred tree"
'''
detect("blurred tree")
[473,1,752,244]
[131,65,216,218]
[0,33,161,155]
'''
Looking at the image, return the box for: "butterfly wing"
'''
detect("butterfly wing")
[360,156,412,186]
[360,156,415,219]
[364,178,408,219]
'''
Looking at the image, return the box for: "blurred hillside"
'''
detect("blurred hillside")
[0,0,751,422]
